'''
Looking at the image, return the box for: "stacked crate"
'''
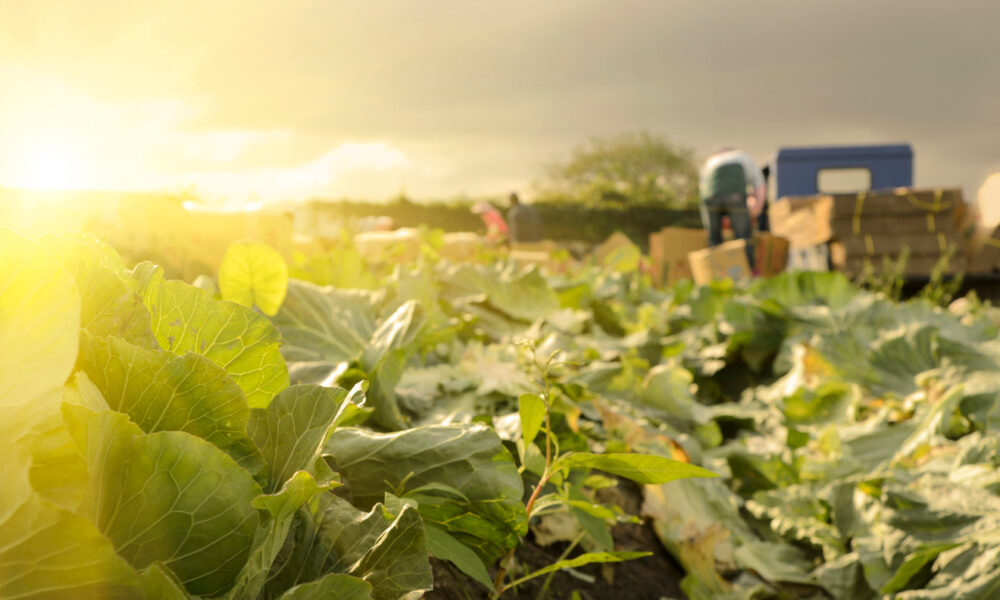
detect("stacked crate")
[771,188,970,276]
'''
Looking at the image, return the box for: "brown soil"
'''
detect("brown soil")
[424,479,686,600]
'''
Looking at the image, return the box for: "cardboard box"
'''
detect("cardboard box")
[829,236,962,277]
[828,242,846,272]
[830,213,959,236]
[649,227,707,286]
[754,233,789,277]
[837,231,960,256]
[439,232,486,262]
[354,228,422,262]
[510,240,578,272]
[827,188,964,218]
[829,233,966,278]
[688,240,751,285]
[770,188,968,250]
[770,195,835,248]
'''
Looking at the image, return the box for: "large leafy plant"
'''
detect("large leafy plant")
[2,230,719,600]
[24,221,1000,600]
[0,231,438,599]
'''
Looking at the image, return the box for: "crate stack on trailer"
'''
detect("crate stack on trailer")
[771,187,973,276]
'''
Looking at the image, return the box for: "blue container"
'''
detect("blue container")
[774,144,913,199]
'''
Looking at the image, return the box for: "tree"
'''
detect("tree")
[539,132,699,208]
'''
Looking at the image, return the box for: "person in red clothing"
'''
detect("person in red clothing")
[471,201,509,243]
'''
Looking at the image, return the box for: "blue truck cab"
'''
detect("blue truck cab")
[773,143,913,199]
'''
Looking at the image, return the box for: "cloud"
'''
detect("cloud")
[178,130,293,165]
[1,1,999,199]
[172,142,413,203]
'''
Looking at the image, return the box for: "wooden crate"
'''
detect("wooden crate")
[837,231,960,256]
[773,188,970,277]
[771,188,967,247]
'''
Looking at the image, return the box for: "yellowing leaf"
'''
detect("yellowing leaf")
[553,452,717,484]
[519,393,546,443]
[219,240,289,316]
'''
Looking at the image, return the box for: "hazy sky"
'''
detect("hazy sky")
[1,0,998,203]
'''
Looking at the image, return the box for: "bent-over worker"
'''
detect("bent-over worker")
[698,147,766,269]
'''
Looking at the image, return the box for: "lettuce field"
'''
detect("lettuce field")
[5,228,1000,600]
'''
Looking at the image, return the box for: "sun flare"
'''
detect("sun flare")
[15,138,87,190]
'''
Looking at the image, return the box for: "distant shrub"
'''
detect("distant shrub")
[302,197,701,250]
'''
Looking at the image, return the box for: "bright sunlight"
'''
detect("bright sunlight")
[13,138,88,190]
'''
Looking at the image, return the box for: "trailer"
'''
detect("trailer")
[768,143,1000,299]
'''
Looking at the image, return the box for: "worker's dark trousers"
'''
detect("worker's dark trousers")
[700,192,755,269]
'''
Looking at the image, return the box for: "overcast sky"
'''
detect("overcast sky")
[1,0,998,203]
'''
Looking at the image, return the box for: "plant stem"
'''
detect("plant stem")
[534,531,586,600]
[493,392,555,598]
[530,390,554,518]
[493,462,554,596]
